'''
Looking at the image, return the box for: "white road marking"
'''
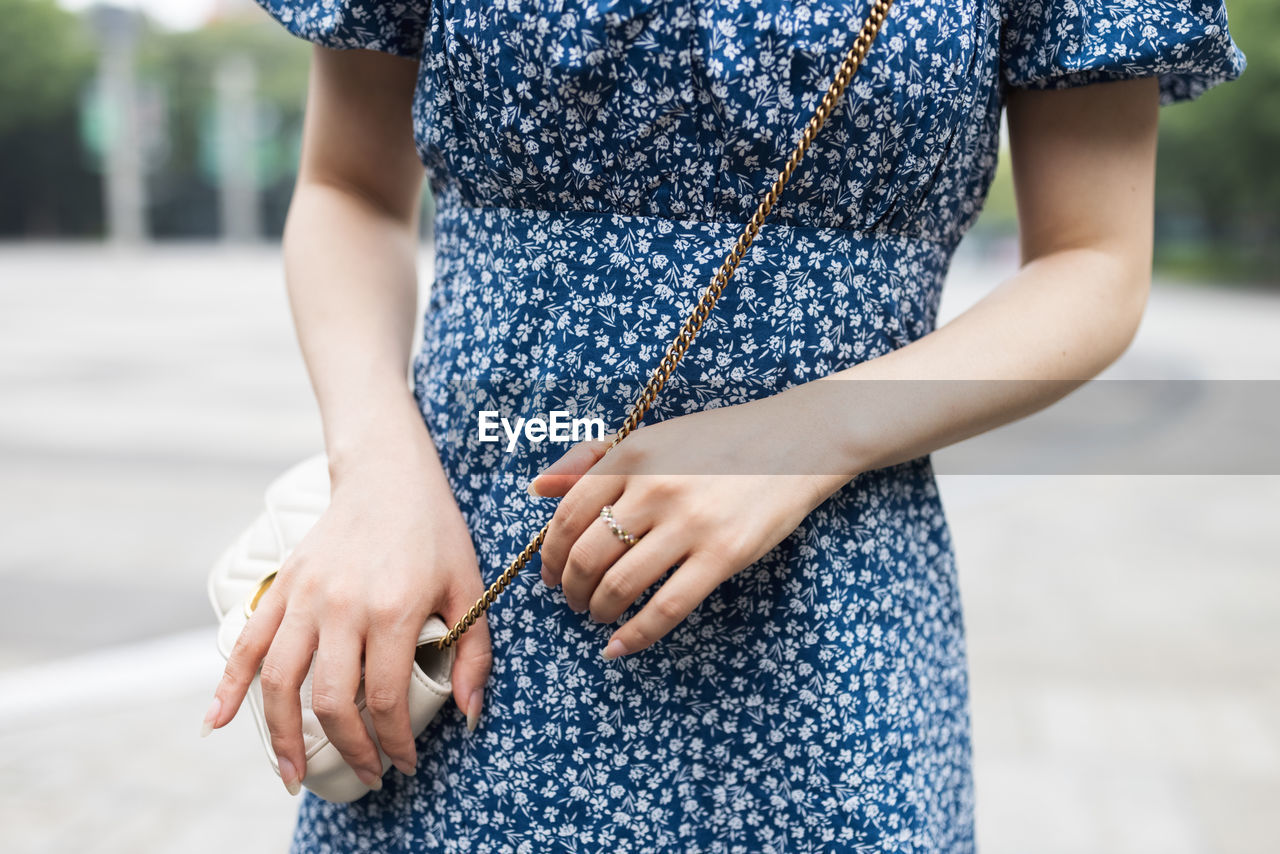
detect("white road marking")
[0,628,224,730]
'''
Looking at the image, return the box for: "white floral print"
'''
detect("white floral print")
[249,0,1244,850]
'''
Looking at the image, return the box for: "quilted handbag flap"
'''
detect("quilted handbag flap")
[207,452,329,618]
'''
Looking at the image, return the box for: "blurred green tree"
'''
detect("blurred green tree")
[0,0,99,235]
[137,16,311,236]
[1153,0,1278,283]
[0,0,96,135]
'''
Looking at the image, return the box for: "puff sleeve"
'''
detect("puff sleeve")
[1000,0,1247,105]
[252,1,430,60]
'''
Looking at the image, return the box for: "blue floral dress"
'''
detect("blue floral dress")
[252,1,1244,851]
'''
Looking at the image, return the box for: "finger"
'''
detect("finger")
[588,521,690,624]
[440,566,493,730]
[311,629,385,790]
[447,609,493,733]
[561,496,656,612]
[363,620,421,776]
[540,474,625,583]
[601,553,732,660]
[207,589,286,732]
[258,618,318,795]
[528,437,612,497]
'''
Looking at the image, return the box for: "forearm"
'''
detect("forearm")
[281,180,434,477]
[797,243,1150,477]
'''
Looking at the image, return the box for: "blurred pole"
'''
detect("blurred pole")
[214,56,261,243]
[89,7,147,246]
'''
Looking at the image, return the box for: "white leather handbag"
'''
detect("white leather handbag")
[206,453,456,803]
[205,2,889,803]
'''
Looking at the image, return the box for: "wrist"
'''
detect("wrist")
[775,379,875,481]
[323,387,439,482]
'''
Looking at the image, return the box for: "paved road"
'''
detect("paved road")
[0,242,1276,853]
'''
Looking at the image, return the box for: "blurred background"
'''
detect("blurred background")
[0,1,1275,852]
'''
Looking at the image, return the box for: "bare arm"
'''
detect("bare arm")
[283,46,426,470]
[206,47,492,795]
[536,77,1162,659]
[813,75,1159,470]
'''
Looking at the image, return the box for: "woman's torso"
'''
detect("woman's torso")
[415,0,1002,245]
[411,0,1002,473]
[398,7,980,846]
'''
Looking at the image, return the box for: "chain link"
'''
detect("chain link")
[438,0,894,650]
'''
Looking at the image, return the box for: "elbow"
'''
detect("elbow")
[1098,248,1154,371]
[1029,239,1153,376]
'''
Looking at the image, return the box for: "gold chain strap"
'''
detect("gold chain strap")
[437,0,894,650]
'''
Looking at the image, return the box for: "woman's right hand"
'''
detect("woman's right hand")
[197,43,486,796]
[201,446,492,795]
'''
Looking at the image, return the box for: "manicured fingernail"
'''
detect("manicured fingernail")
[355,767,382,790]
[602,639,627,660]
[527,478,540,497]
[278,756,301,796]
[200,697,221,737]
[394,750,417,776]
[466,688,484,732]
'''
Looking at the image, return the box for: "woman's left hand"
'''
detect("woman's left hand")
[534,387,855,660]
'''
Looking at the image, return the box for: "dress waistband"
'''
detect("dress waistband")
[428,184,953,352]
